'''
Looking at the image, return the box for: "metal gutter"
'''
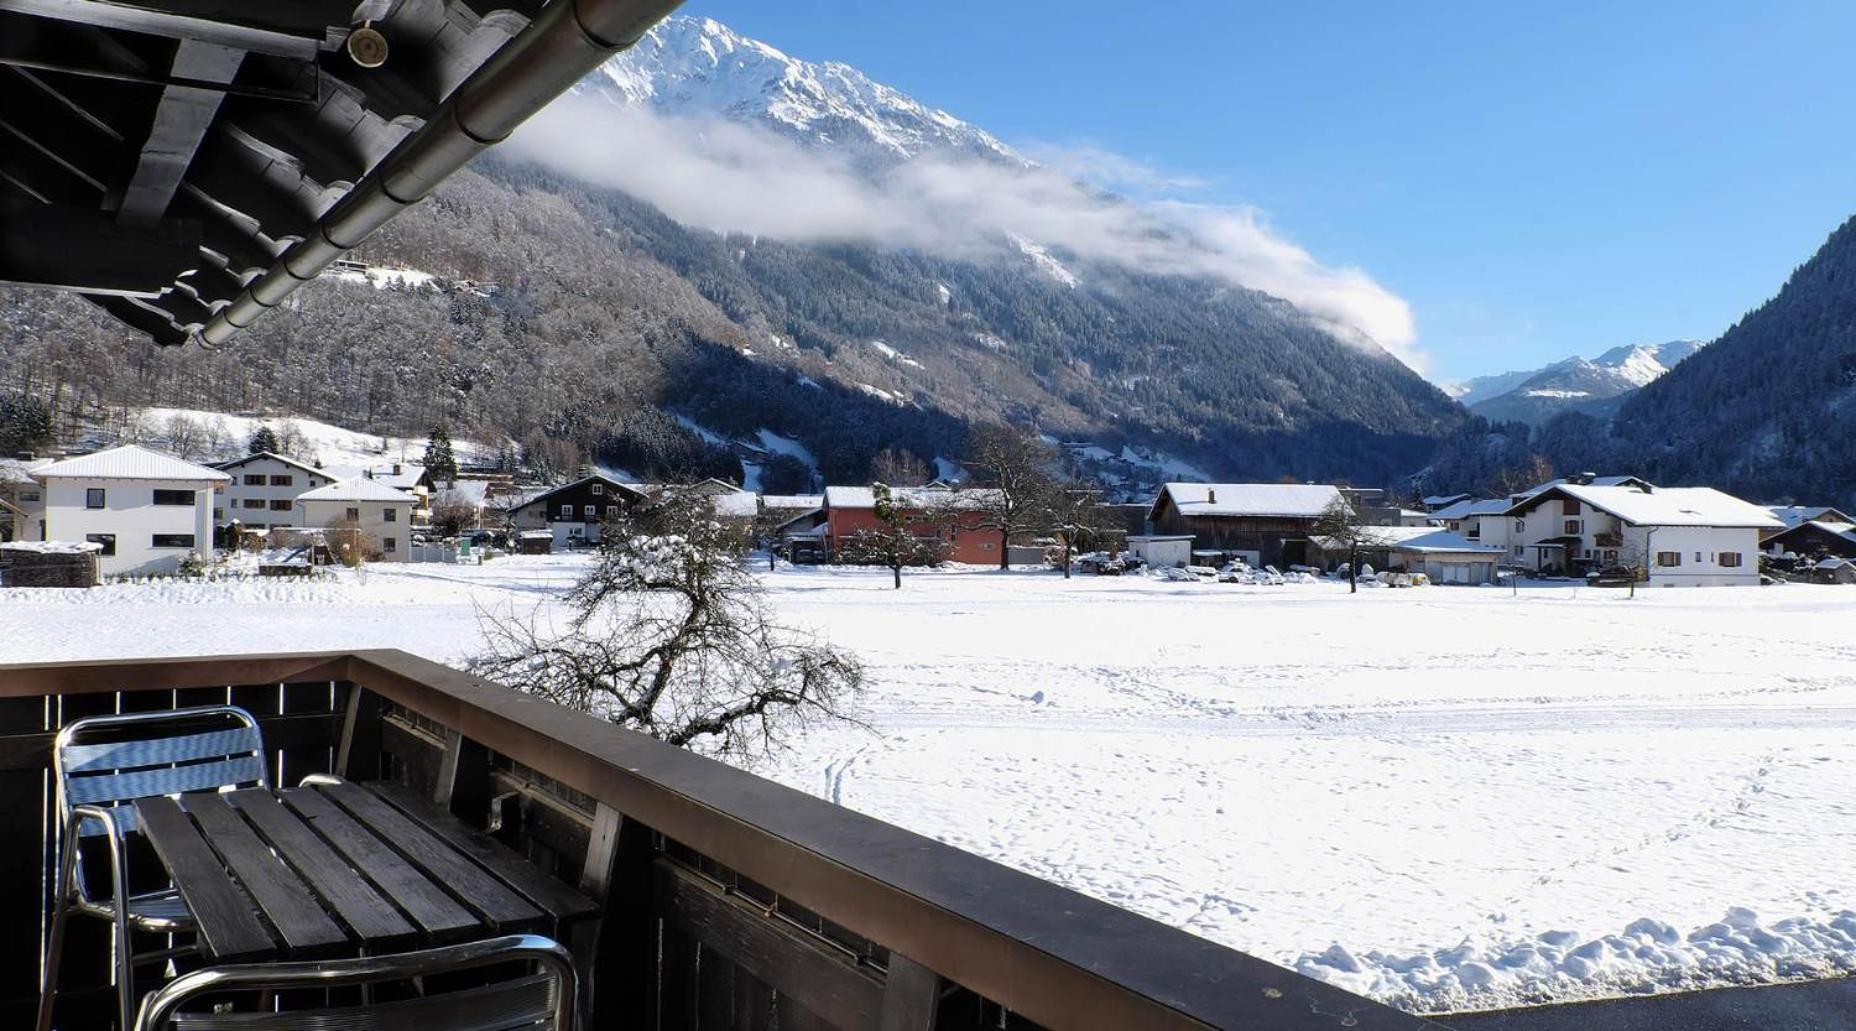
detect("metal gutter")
[196,0,683,346]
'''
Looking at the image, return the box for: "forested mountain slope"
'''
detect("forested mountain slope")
[1609,217,1856,501]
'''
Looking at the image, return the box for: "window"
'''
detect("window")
[154,489,194,506]
[151,533,194,549]
[383,537,397,553]
[20,490,39,502]
[559,504,572,518]
[243,474,265,486]
[213,508,223,520]
[244,498,267,509]
[269,500,291,511]
[1512,545,1524,557]
[383,507,397,522]
[1720,552,1744,568]
[1514,519,1525,533]
[1563,520,1581,534]
[270,474,293,486]
[1564,500,1580,516]
[591,483,604,495]
[84,533,115,556]
[1604,550,1618,564]
[1696,552,1704,563]
[345,507,360,522]
[1656,551,1682,567]
[85,488,105,509]
[584,504,597,518]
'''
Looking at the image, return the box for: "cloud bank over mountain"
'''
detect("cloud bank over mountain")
[502,17,1422,369]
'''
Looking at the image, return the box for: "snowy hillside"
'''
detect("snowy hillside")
[584,15,1020,164]
[1455,340,1705,427]
[125,407,492,470]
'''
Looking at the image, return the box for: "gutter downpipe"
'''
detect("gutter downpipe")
[196,0,684,346]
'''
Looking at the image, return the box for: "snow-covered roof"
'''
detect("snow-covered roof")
[712,491,759,518]
[32,445,230,483]
[1514,475,1650,499]
[297,477,417,503]
[1155,483,1342,519]
[214,451,333,480]
[1422,493,1471,508]
[507,475,646,513]
[1768,505,1856,528]
[1314,526,1502,554]
[1522,484,1783,529]
[367,465,427,490]
[1428,498,1511,522]
[824,485,1003,510]
[761,494,824,510]
[1770,520,1856,546]
[0,458,51,485]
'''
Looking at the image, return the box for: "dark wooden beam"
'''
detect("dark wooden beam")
[0,0,346,59]
[0,197,200,294]
[117,38,242,227]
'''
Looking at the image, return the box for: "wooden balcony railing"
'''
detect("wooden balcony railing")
[0,650,1451,1030]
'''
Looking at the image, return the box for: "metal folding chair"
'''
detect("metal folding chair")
[38,704,269,1031]
[133,934,577,1031]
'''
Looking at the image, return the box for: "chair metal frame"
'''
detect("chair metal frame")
[38,704,270,1031]
[133,933,577,1031]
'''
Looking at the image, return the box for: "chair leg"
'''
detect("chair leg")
[112,909,135,1031]
[36,838,82,1031]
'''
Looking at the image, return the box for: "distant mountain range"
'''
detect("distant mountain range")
[1447,340,1705,427]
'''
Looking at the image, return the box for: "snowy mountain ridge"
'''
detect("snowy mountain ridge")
[584,15,1021,165]
[1449,340,1706,426]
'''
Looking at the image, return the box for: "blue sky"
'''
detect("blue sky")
[687,1,1856,382]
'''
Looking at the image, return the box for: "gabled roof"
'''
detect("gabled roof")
[1515,484,1783,529]
[508,475,648,513]
[297,478,417,504]
[32,445,229,483]
[213,451,334,480]
[436,481,492,507]
[1766,520,1856,546]
[1513,475,1652,500]
[1152,483,1343,520]
[1768,505,1856,528]
[824,485,1003,511]
[1422,493,1472,508]
[1428,498,1511,522]
[0,458,52,485]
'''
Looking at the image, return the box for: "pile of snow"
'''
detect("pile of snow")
[0,540,102,554]
[868,340,923,368]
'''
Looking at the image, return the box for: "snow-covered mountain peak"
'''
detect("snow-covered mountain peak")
[586,14,1020,164]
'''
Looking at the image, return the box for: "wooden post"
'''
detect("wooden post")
[432,728,490,818]
[334,687,383,781]
[575,804,656,1028]
[879,953,946,1031]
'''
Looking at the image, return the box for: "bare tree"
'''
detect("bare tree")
[429,490,479,536]
[870,446,931,487]
[963,424,1058,570]
[472,494,865,759]
[838,483,948,588]
[1047,482,1119,579]
[1310,497,1386,594]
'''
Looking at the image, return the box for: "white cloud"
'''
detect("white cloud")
[504,95,1424,371]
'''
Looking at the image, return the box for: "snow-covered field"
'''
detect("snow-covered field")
[5,559,1856,1013]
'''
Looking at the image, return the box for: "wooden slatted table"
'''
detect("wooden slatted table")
[134,779,597,963]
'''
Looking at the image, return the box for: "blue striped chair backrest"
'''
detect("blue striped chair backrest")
[56,706,268,837]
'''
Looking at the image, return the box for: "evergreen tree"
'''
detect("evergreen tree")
[423,425,459,486]
[0,393,53,453]
[247,424,280,455]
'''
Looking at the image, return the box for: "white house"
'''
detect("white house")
[213,452,336,530]
[1504,480,1780,585]
[0,457,50,542]
[1311,525,1504,584]
[294,477,416,562]
[29,445,227,576]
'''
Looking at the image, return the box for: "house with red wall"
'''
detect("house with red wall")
[822,485,1005,565]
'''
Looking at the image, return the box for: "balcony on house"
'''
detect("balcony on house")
[2,650,1469,1031]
